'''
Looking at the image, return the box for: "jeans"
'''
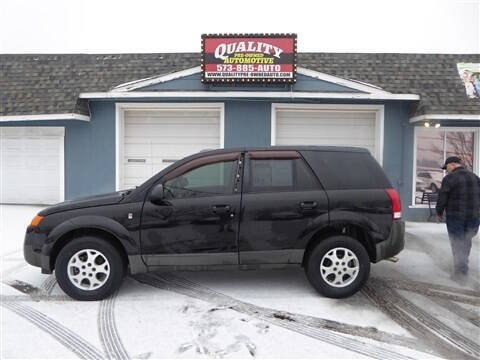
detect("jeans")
[446,216,480,274]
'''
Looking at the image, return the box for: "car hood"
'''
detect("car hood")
[39,190,131,216]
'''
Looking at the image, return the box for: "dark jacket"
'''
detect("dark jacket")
[436,167,480,219]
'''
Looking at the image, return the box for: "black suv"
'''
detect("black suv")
[24,146,404,301]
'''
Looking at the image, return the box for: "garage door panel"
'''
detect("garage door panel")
[277,136,376,146]
[1,127,63,204]
[277,126,375,140]
[3,139,60,152]
[125,137,219,145]
[275,109,378,159]
[125,118,219,126]
[149,141,218,152]
[124,142,218,158]
[122,108,222,189]
[125,110,220,120]
[124,164,153,179]
[124,124,219,138]
[278,111,375,121]
[278,119,375,127]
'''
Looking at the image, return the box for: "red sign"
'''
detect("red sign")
[201,34,297,83]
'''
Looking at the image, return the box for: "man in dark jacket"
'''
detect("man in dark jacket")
[436,156,480,282]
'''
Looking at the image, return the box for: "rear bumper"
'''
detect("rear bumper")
[24,230,53,274]
[375,220,405,262]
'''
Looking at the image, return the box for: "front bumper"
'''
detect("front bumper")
[24,229,53,274]
[375,220,405,262]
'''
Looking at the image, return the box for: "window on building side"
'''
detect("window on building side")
[415,129,476,205]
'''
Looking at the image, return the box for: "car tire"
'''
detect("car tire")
[305,236,370,298]
[55,236,126,301]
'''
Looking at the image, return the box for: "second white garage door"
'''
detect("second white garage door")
[273,106,382,162]
[121,106,223,189]
[0,127,64,204]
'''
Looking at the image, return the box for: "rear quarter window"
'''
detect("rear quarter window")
[247,158,320,193]
[301,150,391,190]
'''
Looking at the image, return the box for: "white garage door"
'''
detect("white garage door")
[0,127,64,204]
[122,107,222,189]
[274,108,380,160]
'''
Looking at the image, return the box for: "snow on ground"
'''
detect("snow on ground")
[1,204,479,359]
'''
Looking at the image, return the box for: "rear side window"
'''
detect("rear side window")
[247,158,319,193]
[301,150,391,190]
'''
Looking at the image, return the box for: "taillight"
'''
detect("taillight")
[385,188,402,220]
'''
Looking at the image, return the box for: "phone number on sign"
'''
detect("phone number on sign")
[205,72,292,78]
[216,64,282,72]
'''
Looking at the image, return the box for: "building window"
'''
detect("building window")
[414,128,477,205]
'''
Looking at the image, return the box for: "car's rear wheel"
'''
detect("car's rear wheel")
[55,236,125,301]
[305,236,370,298]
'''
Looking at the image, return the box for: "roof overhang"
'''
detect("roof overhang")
[95,66,420,101]
[79,91,419,101]
[112,66,202,92]
[409,114,480,123]
[0,113,90,122]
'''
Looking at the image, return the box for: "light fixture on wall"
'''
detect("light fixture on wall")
[423,121,441,128]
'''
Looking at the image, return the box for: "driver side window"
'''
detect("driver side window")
[163,160,237,199]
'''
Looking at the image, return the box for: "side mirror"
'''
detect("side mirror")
[150,184,164,205]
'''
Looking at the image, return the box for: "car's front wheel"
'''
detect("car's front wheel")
[55,236,126,301]
[305,236,370,298]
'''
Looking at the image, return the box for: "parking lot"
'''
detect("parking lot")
[1,205,479,359]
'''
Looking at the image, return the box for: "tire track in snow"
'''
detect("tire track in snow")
[1,294,72,302]
[40,275,57,295]
[363,280,478,360]
[428,297,480,328]
[156,274,429,356]
[372,278,480,356]
[4,279,71,301]
[393,292,480,357]
[5,279,43,295]
[134,273,417,360]
[98,290,130,360]
[376,277,480,306]
[2,301,104,360]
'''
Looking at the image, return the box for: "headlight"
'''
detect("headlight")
[30,215,44,227]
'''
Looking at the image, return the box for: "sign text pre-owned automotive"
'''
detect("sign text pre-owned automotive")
[202,34,297,83]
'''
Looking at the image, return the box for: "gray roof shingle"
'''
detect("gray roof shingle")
[1,52,479,117]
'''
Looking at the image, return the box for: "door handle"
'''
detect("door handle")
[300,201,317,210]
[212,204,231,214]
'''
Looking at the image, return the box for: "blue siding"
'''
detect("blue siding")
[224,101,271,147]
[59,102,116,199]
[0,104,116,200]
[77,102,116,197]
[382,102,408,190]
[138,74,206,91]
[140,73,362,93]
[293,75,363,92]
